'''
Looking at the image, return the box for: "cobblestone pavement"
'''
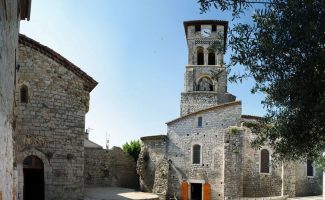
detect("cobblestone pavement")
[288,196,323,200]
[84,187,159,200]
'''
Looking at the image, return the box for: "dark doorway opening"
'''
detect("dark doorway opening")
[23,156,44,200]
[191,183,202,200]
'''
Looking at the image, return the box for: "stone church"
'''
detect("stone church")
[137,20,323,200]
[13,34,98,200]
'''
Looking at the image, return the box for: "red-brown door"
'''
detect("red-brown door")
[181,181,188,200]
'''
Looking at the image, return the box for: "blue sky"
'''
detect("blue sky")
[20,0,265,148]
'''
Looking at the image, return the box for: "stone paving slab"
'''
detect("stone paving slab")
[84,187,159,200]
[288,196,323,200]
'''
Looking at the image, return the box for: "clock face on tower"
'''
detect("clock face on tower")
[201,28,211,37]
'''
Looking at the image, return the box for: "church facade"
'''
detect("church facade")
[137,20,322,200]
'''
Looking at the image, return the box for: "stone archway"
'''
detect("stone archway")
[16,148,51,200]
[23,155,44,200]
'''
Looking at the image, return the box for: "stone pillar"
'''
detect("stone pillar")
[223,127,243,199]
[281,162,296,197]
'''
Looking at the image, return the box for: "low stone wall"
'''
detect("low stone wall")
[85,147,139,189]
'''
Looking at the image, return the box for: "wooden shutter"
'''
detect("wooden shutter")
[203,183,211,200]
[181,181,188,200]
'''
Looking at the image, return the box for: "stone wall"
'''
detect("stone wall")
[0,0,19,199]
[166,102,242,199]
[137,136,168,194]
[241,126,283,197]
[294,161,322,196]
[14,40,95,200]
[84,147,139,189]
[240,122,322,198]
[180,92,235,116]
[223,126,244,198]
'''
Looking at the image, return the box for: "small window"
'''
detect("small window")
[208,52,215,65]
[260,149,270,173]
[192,144,201,164]
[197,48,204,65]
[307,160,314,176]
[195,25,201,32]
[20,85,28,103]
[212,25,216,32]
[198,117,202,127]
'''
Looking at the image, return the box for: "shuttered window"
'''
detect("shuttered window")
[307,160,314,176]
[193,145,201,164]
[260,149,270,173]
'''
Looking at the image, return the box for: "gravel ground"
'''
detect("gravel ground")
[84,187,159,200]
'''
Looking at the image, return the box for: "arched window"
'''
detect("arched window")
[20,85,28,103]
[260,149,270,173]
[192,144,201,164]
[197,48,204,65]
[208,52,215,65]
[197,77,213,91]
[307,160,314,176]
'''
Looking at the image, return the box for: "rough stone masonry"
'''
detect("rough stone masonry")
[0,1,30,200]
[14,34,97,200]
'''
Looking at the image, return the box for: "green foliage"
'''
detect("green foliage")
[122,140,141,161]
[242,121,259,129]
[228,127,239,135]
[198,0,325,166]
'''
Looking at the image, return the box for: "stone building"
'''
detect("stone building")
[14,34,97,200]
[0,1,31,200]
[137,20,323,200]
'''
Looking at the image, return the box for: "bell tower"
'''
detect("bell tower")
[180,20,236,116]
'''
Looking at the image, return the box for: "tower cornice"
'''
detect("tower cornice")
[183,20,228,48]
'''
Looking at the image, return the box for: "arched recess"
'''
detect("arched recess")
[260,149,271,174]
[16,148,51,200]
[23,155,44,200]
[196,47,204,65]
[20,84,29,103]
[196,76,214,91]
[16,82,32,104]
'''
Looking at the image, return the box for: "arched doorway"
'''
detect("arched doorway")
[23,155,44,200]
